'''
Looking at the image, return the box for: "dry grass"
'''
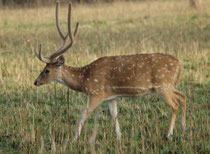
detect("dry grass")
[0,0,209,153]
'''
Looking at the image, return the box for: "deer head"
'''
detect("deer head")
[34,1,79,86]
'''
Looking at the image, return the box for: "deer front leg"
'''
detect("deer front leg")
[73,95,103,142]
[107,99,122,140]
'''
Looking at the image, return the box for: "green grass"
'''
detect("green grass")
[0,0,210,153]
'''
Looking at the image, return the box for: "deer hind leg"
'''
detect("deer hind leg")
[107,99,121,140]
[73,95,103,142]
[157,89,179,138]
[173,89,186,131]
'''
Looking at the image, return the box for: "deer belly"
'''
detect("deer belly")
[104,85,150,97]
[103,86,150,101]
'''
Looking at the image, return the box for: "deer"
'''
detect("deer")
[34,0,186,142]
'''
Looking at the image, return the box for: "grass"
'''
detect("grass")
[0,0,210,153]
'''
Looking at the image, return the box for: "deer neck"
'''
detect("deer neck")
[58,65,84,92]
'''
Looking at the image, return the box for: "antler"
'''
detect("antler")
[55,0,68,51]
[34,0,79,63]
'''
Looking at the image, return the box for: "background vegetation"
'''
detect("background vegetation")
[0,0,209,153]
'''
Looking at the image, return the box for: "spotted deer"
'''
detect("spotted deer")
[34,0,186,142]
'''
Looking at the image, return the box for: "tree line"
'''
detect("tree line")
[1,0,127,6]
[1,0,202,8]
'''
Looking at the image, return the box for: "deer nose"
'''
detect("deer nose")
[34,80,38,86]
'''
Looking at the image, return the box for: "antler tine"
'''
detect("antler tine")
[68,2,79,39]
[67,3,79,40]
[49,2,79,60]
[34,41,53,63]
[55,0,68,50]
[73,22,79,37]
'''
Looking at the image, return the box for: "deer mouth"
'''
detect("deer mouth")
[34,80,44,86]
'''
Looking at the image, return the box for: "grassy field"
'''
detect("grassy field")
[0,0,209,153]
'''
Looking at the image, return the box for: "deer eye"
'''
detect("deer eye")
[45,69,50,74]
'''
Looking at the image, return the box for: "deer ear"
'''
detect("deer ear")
[56,55,65,66]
